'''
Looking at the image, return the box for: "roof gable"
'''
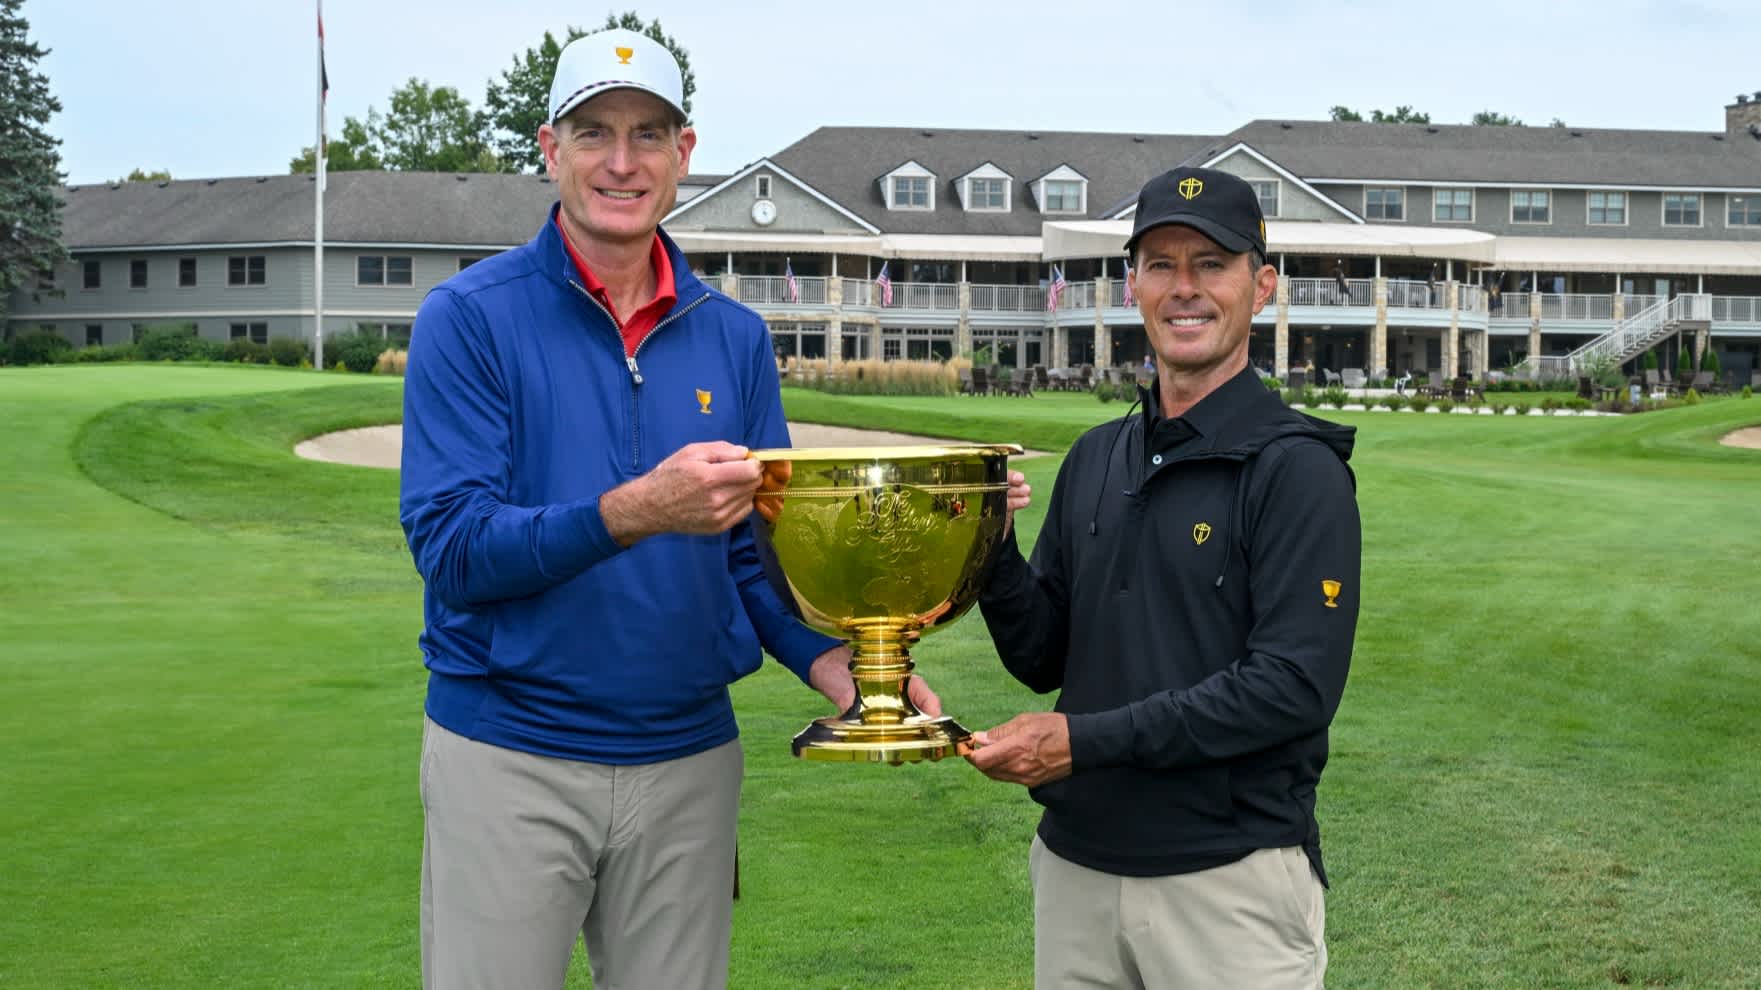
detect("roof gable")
[665,158,879,233]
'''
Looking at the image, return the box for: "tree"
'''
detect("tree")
[1549,118,1567,128]
[1330,105,1429,124]
[483,13,696,173]
[114,168,172,183]
[290,116,385,173]
[1472,110,1524,126]
[370,78,506,172]
[0,0,68,319]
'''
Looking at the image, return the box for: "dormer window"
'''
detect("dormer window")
[957,162,1012,212]
[880,161,936,211]
[1032,165,1088,214]
[755,174,772,198]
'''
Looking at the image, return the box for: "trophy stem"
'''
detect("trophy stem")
[790,620,970,764]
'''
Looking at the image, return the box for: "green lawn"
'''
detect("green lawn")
[4,365,1760,988]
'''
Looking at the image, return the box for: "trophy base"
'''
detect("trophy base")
[791,715,972,765]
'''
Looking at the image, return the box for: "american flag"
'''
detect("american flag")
[875,261,893,307]
[318,1,329,105]
[1122,266,1135,308]
[1046,265,1067,313]
[784,259,799,303]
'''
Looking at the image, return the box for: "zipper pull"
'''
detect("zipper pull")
[626,354,644,385]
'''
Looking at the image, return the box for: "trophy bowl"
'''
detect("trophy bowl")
[750,444,1022,764]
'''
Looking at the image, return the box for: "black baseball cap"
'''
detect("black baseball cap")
[1123,167,1267,260]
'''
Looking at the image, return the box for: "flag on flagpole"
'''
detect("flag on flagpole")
[318,2,329,105]
[784,258,800,303]
[1122,266,1135,308]
[875,261,893,306]
[1046,265,1067,313]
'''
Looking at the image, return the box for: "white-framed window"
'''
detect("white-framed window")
[1433,188,1473,222]
[85,324,102,347]
[1730,195,1761,227]
[1250,179,1280,218]
[229,322,269,345]
[1043,179,1084,212]
[891,175,930,209]
[755,174,772,199]
[357,255,413,286]
[967,176,1008,211]
[1511,190,1551,224]
[457,256,488,271]
[178,257,197,287]
[228,255,266,286]
[1365,187,1404,221]
[129,259,149,289]
[1663,192,1701,227]
[1588,191,1627,226]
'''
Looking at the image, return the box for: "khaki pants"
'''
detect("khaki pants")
[1031,836,1327,989]
[420,718,742,990]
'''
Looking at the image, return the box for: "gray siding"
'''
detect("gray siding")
[1313,183,1761,241]
[669,169,869,234]
[10,244,501,346]
[1212,154,1341,221]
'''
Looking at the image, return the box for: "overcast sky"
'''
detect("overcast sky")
[23,0,1757,186]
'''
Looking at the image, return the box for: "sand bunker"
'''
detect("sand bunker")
[295,424,1040,469]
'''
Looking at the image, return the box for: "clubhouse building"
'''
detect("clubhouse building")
[11,93,1761,384]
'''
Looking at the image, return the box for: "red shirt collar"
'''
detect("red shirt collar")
[554,216,676,330]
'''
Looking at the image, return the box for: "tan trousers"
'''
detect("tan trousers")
[420,718,742,990]
[1031,836,1327,989]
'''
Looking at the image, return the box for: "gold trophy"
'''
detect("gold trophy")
[750,444,1021,764]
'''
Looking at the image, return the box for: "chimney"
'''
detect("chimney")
[1727,93,1761,135]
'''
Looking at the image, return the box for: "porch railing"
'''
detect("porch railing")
[1493,291,1531,318]
[1288,277,1373,307]
[969,283,1044,312]
[1538,293,1615,321]
[736,275,827,306]
[1711,295,1761,323]
[882,282,960,310]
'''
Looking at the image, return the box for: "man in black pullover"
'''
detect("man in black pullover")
[967,167,1360,989]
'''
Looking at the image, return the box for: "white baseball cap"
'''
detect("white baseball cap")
[548,28,687,125]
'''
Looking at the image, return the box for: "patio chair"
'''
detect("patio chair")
[1341,368,1367,389]
[1686,371,1715,393]
[1751,370,1761,389]
[958,366,975,395]
[1032,365,1051,393]
[1448,377,1476,402]
[1421,370,1445,397]
[969,366,991,396]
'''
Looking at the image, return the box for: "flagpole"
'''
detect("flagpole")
[313,0,327,370]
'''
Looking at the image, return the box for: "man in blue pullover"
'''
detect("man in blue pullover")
[399,29,940,990]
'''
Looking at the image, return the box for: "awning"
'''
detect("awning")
[666,230,1044,262]
[1492,236,1761,275]
[1041,219,1497,264]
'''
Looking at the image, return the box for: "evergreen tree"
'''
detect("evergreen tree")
[484,13,695,173]
[0,0,68,321]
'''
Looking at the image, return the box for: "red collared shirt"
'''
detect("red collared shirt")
[556,218,677,358]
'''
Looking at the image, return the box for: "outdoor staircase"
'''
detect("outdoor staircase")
[1525,294,1712,379]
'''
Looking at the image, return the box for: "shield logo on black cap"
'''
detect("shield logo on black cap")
[1178,177,1204,200]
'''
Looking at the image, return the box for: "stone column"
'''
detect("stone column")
[826,277,844,365]
[1528,291,1543,367]
[1369,277,1387,380]
[1444,282,1460,380]
[1274,276,1291,376]
[1612,292,1625,323]
[721,272,739,299]
[956,282,973,358]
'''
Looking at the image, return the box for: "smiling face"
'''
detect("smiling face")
[1128,224,1277,386]
[537,88,695,253]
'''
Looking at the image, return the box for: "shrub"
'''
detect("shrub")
[1517,402,1536,415]
[4,329,73,366]
[1322,386,1349,409]
[1436,397,1455,414]
[1490,402,1509,415]
[1093,381,1119,403]
[1407,395,1430,413]
[1566,397,1592,412]
[135,324,202,362]
[1701,348,1721,373]
[374,349,408,376]
[1684,387,1701,405]
[221,339,270,364]
[1743,385,1753,400]
[1540,397,1562,414]
[1641,349,1658,370]
[75,343,136,363]
[327,332,391,373]
[1381,395,1405,412]
[267,337,309,367]
[1300,386,1319,408]
[1261,375,1281,392]
[1677,346,1694,377]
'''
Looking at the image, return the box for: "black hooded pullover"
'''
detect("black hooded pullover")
[978,366,1360,882]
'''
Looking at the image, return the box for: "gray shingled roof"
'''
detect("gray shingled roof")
[59,171,563,249]
[1219,120,1761,187]
[769,127,1218,235]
